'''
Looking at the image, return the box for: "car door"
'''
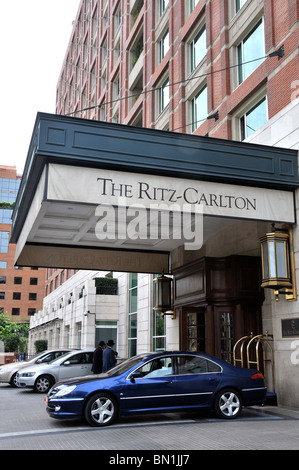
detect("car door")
[58,352,93,381]
[121,356,176,412]
[174,354,222,407]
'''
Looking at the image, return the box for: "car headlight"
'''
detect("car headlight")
[0,367,8,373]
[55,385,77,397]
[22,372,36,377]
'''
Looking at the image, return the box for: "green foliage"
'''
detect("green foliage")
[34,339,48,353]
[0,313,29,353]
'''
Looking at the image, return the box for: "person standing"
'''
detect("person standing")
[102,339,117,372]
[91,341,106,374]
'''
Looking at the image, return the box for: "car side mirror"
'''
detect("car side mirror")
[129,371,142,383]
[63,361,71,366]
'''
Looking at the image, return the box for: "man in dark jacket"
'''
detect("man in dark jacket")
[102,339,117,372]
[91,341,106,373]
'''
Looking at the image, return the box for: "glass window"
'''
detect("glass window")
[177,355,221,374]
[236,0,247,13]
[0,292,5,300]
[128,273,138,357]
[190,26,206,72]
[0,209,13,224]
[12,308,20,316]
[240,96,267,139]
[0,277,6,284]
[238,19,264,85]
[136,356,173,377]
[13,292,21,300]
[159,0,169,16]
[0,232,9,253]
[14,277,22,285]
[153,308,166,351]
[0,261,7,269]
[191,85,207,132]
[30,278,38,285]
[220,313,234,362]
[158,78,169,114]
[159,30,169,62]
[190,0,199,12]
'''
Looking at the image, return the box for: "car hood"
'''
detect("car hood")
[0,361,33,370]
[18,363,56,374]
[53,373,110,388]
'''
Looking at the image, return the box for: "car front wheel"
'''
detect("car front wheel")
[84,393,117,427]
[214,388,242,419]
[34,375,54,393]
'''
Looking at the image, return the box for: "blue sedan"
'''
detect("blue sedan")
[46,351,266,426]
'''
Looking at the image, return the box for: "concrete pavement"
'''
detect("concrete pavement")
[0,383,299,451]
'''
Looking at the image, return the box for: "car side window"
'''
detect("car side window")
[177,355,221,374]
[39,353,55,363]
[136,357,173,378]
[64,353,84,365]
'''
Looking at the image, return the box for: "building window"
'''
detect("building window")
[28,309,36,316]
[0,276,6,284]
[159,30,169,62]
[159,0,169,16]
[13,292,21,300]
[238,18,264,85]
[12,308,20,316]
[236,0,247,13]
[0,261,7,269]
[14,277,22,285]
[0,292,5,300]
[128,273,138,357]
[191,85,207,132]
[30,278,38,285]
[29,293,37,301]
[190,0,199,12]
[190,26,206,72]
[0,232,9,253]
[0,209,13,224]
[240,96,267,139]
[158,78,169,114]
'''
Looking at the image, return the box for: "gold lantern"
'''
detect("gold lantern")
[260,226,296,301]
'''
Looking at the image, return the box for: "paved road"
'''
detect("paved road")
[1,383,299,452]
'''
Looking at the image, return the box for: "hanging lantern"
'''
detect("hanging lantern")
[153,273,174,316]
[260,229,291,290]
[260,226,296,301]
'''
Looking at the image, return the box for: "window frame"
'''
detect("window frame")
[237,17,265,85]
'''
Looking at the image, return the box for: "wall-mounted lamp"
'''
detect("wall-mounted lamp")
[153,273,176,319]
[260,225,297,301]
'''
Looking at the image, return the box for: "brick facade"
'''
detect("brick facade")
[0,166,46,324]
[55,0,299,144]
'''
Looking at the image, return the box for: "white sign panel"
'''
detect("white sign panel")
[47,164,295,224]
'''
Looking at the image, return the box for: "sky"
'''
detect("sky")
[0,0,81,175]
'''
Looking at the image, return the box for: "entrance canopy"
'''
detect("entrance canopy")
[11,113,298,274]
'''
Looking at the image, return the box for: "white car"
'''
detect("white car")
[16,348,95,393]
[0,349,72,387]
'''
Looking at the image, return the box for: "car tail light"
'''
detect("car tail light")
[251,372,264,379]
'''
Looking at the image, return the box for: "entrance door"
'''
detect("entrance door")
[181,308,206,352]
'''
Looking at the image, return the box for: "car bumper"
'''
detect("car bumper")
[16,374,36,388]
[46,396,84,420]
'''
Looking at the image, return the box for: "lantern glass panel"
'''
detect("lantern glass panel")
[262,241,269,278]
[269,241,276,277]
[276,241,288,278]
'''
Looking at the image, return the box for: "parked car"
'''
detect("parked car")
[46,351,267,426]
[0,349,72,387]
[16,349,94,393]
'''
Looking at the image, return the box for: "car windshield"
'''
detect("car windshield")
[47,352,73,364]
[105,354,152,377]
